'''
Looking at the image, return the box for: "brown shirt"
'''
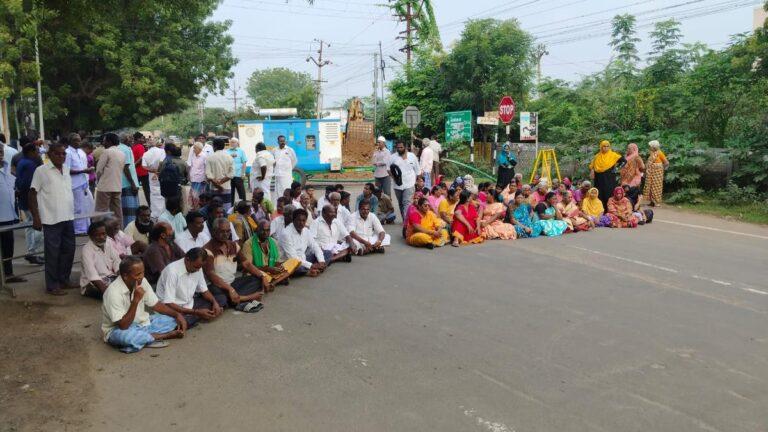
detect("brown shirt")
[95,146,126,193]
[142,241,185,285]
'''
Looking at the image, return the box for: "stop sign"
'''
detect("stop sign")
[499,96,516,124]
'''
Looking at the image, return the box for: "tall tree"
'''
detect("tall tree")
[648,19,682,59]
[3,0,236,134]
[610,14,640,80]
[388,0,442,56]
[246,67,317,118]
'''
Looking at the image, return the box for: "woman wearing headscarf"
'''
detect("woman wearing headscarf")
[607,187,638,228]
[620,143,645,188]
[643,140,669,207]
[589,140,625,208]
[479,191,517,240]
[451,190,484,246]
[580,187,611,227]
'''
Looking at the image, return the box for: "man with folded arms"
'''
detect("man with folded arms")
[156,247,222,327]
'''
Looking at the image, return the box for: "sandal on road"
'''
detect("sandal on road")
[147,340,170,349]
[236,300,263,314]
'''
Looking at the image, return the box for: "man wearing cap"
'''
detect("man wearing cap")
[371,137,391,196]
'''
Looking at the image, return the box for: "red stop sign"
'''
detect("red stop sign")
[499,96,516,124]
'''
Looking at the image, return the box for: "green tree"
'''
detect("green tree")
[609,14,640,80]
[141,106,232,138]
[648,19,682,59]
[246,67,317,118]
[388,0,441,53]
[24,0,236,133]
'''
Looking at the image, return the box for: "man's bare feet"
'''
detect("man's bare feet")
[152,329,184,341]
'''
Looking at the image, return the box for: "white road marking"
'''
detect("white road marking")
[568,246,768,297]
[656,220,768,240]
[569,246,678,273]
[461,407,515,432]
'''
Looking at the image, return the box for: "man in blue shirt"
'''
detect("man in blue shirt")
[14,144,44,265]
[227,137,247,204]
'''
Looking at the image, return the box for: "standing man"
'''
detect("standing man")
[227,137,247,203]
[95,133,126,227]
[65,133,94,235]
[14,143,44,265]
[205,137,234,211]
[142,139,166,219]
[0,145,25,283]
[388,141,420,223]
[429,135,442,182]
[272,135,297,200]
[419,138,434,187]
[251,142,274,202]
[132,132,150,205]
[29,142,76,295]
[372,136,391,196]
[117,134,140,226]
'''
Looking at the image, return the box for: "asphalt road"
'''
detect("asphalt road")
[5,205,767,431]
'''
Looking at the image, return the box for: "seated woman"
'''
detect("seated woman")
[427,185,444,213]
[508,192,539,238]
[406,197,449,249]
[438,187,460,226]
[530,181,549,205]
[533,192,569,237]
[580,187,612,227]
[606,186,638,228]
[479,191,517,240]
[556,190,593,231]
[451,190,485,246]
[242,219,300,290]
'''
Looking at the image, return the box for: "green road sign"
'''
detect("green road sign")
[445,110,472,142]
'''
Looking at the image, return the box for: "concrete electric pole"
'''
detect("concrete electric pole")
[533,44,549,99]
[307,39,331,119]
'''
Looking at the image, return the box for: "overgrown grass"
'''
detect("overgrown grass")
[676,200,768,225]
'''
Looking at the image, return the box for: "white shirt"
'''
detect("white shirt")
[270,215,286,239]
[30,162,74,225]
[352,211,385,237]
[142,146,165,172]
[253,150,275,179]
[315,196,328,217]
[419,146,434,173]
[202,221,239,242]
[429,140,442,162]
[2,144,18,164]
[389,152,420,190]
[79,240,121,291]
[101,277,158,341]
[335,205,355,232]
[310,217,349,250]
[273,146,297,177]
[202,143,214,156]
[175,229,211,253]
[279,223,324,269]
[0,161,17,223]
[155,258,208,310]
[65,146,89,189]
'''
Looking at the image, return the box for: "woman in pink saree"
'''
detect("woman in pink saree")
[556,190,592,231]
[479,191,517,240]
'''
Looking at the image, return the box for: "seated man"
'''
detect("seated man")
[142,222,185,285]
[203,218,268,312]
[310,204,354,264]
[278,208,326,277]
[228,200,253,244]
[101,256,186,353]
[104,216,145,258]
[175,210,210,252]
[156,247,223,328]
[355,182,379,213]
[349,200,390,255]
[270,202,294,240]
[242,219,301,290]
[373,187,396,224]
[157,196,187,234]
[123,205,152,244]
[80,221,122,299]
[250,187,274,221]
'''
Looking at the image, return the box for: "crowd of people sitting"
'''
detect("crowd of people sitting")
[0,130,664,354]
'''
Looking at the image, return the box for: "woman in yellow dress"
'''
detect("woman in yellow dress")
[643,140,669,206]
[406,197,449,249]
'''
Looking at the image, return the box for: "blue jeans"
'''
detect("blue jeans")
[107,314,178,353]
[422,172,431,188]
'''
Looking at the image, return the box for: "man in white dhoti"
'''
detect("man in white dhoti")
[251,142,274,203]
[142,140,166,218]
[272,135,297,201]
[349,200,389,255]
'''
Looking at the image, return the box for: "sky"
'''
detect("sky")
[206,0,764,110]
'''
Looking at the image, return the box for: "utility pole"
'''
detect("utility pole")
[379,41,386,103]
[373,51,378,130]
[307,39,331,119]
[227,79,241,113]
[395,1,415,66]
[533,44,549,99]
[34,27,44,140]
[197,99,205,134]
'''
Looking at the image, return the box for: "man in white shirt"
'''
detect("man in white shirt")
[156,248,223,328]
[272,135,297,201]
[278,208,326,277]
[29,142,76,296]
[310,205,354,264]
[419,138,434,187]
[194,134,214,156]
[251,142,275,202]
[372,136,391,195]
[270,201,293,240]
[65,133,94,234]
[80,221,121,299]
[328,191,354,232]
[388,141,420,222]
[175,211,211,252]
[101,256,186,353]
[349,200,390,255]
[141,140,167,218]
[205,137,235,211]
[428,136,442,181]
